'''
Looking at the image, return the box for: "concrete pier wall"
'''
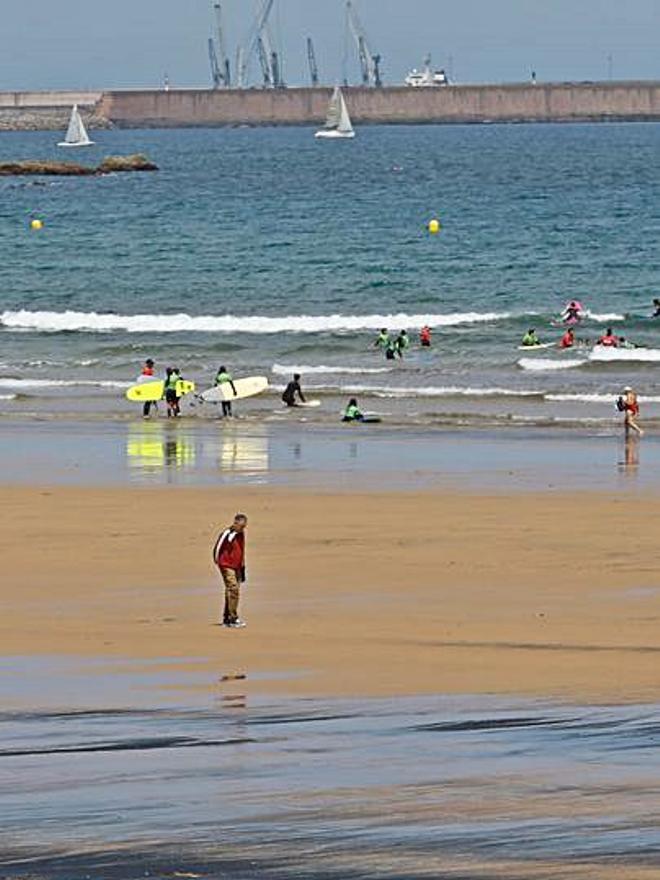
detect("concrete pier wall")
[0,91,101,109]
[1,82,659,131]
[97,82,660,128]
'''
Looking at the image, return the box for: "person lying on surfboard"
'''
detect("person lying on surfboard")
[282,373,306,407]
[521,329,541,347]
[215,365,237,418]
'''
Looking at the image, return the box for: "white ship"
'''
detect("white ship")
[404,55,449,87]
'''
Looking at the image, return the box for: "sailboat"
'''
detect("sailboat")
[58,105,94,147]
[315,87,355,139]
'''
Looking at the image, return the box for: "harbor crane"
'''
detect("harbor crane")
[236,0,284,89]
[307,37,319,86]
[208,2,231,88]
[346,1,382,87]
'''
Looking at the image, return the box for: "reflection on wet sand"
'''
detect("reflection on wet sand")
[213,425,269,473]
[126,423,269,475]
[127,422,196,471]
[619,434,640,475]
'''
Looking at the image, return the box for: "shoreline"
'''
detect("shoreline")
[0,417,657,493]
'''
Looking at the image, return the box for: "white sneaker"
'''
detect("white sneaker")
[230,619,247,628]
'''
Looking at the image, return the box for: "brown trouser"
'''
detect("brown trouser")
[220,567,240,624]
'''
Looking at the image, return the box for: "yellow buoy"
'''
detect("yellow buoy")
[30,219,44,230]
[428,218,441,234]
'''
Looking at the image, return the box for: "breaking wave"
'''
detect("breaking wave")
[0,378,128,389]
[517,358,585,372]
[272,363,392,376]
[0,309,512,335]
[589,347,660,363]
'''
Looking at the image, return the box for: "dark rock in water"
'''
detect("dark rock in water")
[0,160,95,176]
[0,154,158,177]
[97,153,159,173]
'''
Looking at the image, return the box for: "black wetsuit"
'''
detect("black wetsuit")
[282,380,305,407]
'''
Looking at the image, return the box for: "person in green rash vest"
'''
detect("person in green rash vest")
[215,365,238,417]
[164,367,182,418]
[342,398,364,422]
[374,328,391,352]
[521,328,540,347]
[395,330,410,358]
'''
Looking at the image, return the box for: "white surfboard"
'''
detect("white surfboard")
[199,375,269,403]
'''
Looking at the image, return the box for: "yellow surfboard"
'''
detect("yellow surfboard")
[125,379,195,402]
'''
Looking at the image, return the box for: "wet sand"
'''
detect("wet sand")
[2,484,660,703]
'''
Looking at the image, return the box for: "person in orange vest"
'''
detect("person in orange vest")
[597,328,619,347]
[420,325,432,347]
[139,358,156,419]
[559,328,575,349]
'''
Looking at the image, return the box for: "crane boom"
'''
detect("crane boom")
[307,37,319,86]
[237,0,276,88]
[213,3,231,87]
[346,1,382,86]
[208,38,222,89]
[256,35,272,86]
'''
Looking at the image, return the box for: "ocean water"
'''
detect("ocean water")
[0,123,659,427]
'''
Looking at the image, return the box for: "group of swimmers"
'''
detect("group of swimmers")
[374,326,432,359]
[521,326,639,350]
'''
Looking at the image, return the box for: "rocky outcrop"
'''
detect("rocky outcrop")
[96,154,158,173]
[0,154,158,176]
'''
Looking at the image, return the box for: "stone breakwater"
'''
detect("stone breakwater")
[1,81,659,130]
[0,155,158,175]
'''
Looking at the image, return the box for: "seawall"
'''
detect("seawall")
[0,91,105,131]
[1,82,660,131]
[98,82,660,127]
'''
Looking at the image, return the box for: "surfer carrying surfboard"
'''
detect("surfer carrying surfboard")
[164,368,182,417]
[213,514,248,628]
[215,366,237,417]
[139,359,155,418]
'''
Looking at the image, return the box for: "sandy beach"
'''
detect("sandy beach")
[2,483,659,703]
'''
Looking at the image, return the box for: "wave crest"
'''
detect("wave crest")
[0,309,511,335]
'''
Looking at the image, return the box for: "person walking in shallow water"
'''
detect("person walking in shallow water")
[619,386,643,437]
[213,514,248,627]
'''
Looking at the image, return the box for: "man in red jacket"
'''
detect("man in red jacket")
[213,514,248,628]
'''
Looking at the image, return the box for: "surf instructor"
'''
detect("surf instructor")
[213,513,248,628]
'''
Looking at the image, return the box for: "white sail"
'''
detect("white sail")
[336,91,354,135]
[315,87,355,139]
[58,105,94,147]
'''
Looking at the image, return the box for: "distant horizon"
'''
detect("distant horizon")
[0,0,658,91]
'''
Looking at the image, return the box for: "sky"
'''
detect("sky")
[1,0,658,91]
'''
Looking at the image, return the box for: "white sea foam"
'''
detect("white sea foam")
[272,363,392,376]
[308,383,543,398]
[518,358,585,372]
[0,378,128,389]
[589,347,660,363]
[546,392,660,404]
[0,309,512,334]
[584,311,626,322]
[0,393,17,400]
